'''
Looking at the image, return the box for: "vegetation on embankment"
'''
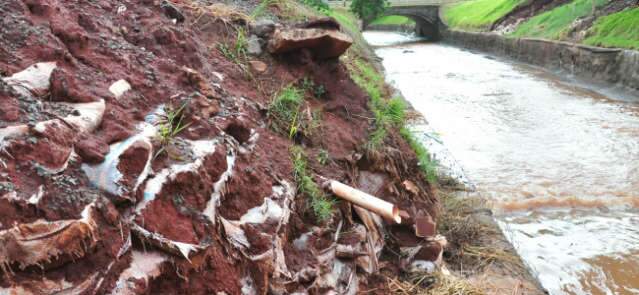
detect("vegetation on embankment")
[330,14,429,173]
[323,5,543,294]
[443,0,639,51]
[442,0,525,30]
[584,7,639,49]
[327,8,438,182]
[510,0,608,39]
[371,15,415,26]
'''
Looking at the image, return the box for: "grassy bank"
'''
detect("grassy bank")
[511,0,608,39]
[443,0,525,30]
[371,15,415,26]
[444,0,639,51]
[584,7,639,50]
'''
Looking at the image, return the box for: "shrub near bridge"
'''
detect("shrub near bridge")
[350,0,388,25]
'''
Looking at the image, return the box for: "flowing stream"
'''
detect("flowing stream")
[363,31,639,295]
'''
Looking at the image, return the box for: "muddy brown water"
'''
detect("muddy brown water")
[364,31,639,295]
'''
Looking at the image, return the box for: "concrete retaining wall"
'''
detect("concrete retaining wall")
[442,30,639,93]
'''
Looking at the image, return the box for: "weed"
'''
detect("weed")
[349,58,407,149]
[268,85,304,137]
[234,28,248,57]
[217,43,235,61]
[155,103,191,158]
[317,149,329,165]
[301,77,327,98]
[290,146,334,221]
[268,85,322,138]
[217,27,248,64]
[400,127,437,183]
[302,77,313,91]
[313,84,326,98]
[308,109,323,135]
[346,58,389,147]
[380,97,406,126]
[366,126,387,150]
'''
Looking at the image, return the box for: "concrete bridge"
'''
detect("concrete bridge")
[328,0,463,40]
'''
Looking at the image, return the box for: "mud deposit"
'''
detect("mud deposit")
[0,1,440,294]
[367,31,639,295]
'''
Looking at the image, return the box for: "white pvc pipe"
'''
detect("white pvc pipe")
[327,180,401,224]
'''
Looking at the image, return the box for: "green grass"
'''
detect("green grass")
[346,58,408,149]
[317,149,329,165]
[155,103,191,159]
[217,28,248,65]
[400,127,437,183]
[326,8,360,34]
[511,0,608,40]
[371,15,415,26]
[584,7,639,50]
[291,146,334,221]
[443,0,525,30]
[268,85,305,138]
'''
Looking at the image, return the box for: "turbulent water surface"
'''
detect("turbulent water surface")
[364,31,639,295]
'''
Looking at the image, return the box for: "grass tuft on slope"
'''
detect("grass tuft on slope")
[510,0,607,40]
[584,7,639,50]
[443,0,525,30]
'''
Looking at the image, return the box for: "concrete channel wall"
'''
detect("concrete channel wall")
[442,29,639,93]
[367,24,415,33]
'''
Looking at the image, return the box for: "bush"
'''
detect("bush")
[350,0,387,23]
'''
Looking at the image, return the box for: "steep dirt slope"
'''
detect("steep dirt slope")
[0,0,440,294]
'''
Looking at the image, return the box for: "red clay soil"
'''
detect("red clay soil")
[0,0,439,293]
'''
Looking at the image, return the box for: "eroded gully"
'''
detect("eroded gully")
[363,31,639,295]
